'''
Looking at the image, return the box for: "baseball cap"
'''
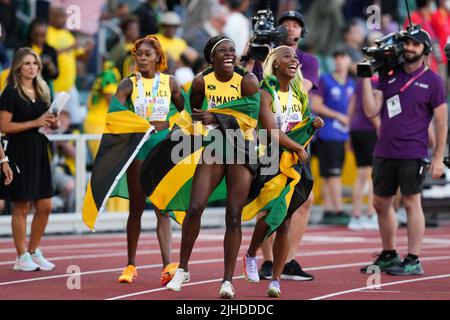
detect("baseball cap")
[278,10,306,27]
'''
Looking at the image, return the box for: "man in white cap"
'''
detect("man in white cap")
[155,11,187,66]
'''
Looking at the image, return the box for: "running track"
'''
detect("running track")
[1,225,450,300]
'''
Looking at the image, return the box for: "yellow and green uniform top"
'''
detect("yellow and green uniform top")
[203,66,246,110]
[127,72,172,122]
[272,89,304,131]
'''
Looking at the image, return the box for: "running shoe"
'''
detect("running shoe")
[385,256,425,276]
[360,252,402,273]
[281,260,314,281]
[13,252,40,272]
[320,211,335,225]
[267,280,281,298]
[219,281,235,299]
[258,260,273,280]
[362,215,379,231]
[118,265,137,284]
[243,254,260,283]
[348,216,364,231]
[160,263,179,286]
[31,249,55,271]
[166,269,190,292]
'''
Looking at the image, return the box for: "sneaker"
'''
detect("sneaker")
[348,216,364,231]
[13,252,40,272]
[385,256,425,276]
[30,249,55,271]
[243,254,260,283]
[363,215,379,231]
[334,211,351,226]
[281,260,314,281]
[267,280,281,298]
[396,208,408,227]
[160,263,179,286]
[118,265,137,283]
[320,211,335,225]
[219,281,235,299]
[360,251,402,273]
[258,260,273,280]
[166,269,190,292]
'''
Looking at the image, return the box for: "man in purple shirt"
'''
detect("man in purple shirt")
[362,29,448,276]
[246,10,320,283]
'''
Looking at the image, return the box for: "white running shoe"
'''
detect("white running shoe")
[166,269,190,292]
[31,249,55,271]
[219,281,235,299]
[13,252,40,272]
[267,280,281,298]
[348,216,364,231]
[243,254,260,283]
[363,215,379,231]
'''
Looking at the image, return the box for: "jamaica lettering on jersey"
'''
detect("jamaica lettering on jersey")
[128,73,172,121]
[203,66,247,110]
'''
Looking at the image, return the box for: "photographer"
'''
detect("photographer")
[245,10,320,282]
[361,29,448,276]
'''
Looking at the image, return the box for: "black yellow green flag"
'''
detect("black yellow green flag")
[243,117,316,238]
[140,93,261,224]
[82,96,153,230]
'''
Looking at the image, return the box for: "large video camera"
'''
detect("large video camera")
[247,6,288,62]
[357,31,406,78]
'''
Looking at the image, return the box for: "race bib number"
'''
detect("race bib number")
[387,95,402,119]
[148,97,169,121]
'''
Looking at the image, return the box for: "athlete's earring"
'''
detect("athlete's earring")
[274,65,279,69]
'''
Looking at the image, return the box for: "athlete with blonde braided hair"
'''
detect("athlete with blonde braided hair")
[243,46,324,297]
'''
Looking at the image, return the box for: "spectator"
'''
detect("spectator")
[189,4,229,54]
[347,78,379,231]
[0,47,59,272]
[312,49,355,226]
[361,29,448,276]
[343,19,366,75]
[0,0,17,48]
[174,47,198,92]
[155,11,188,70]
[22,19,59,96]
[182,0,218,44]
[431,0,450,67]
[304,0,346,56]
[46,110,76,213]
[110,15,140,77]
[405,0,444,74]
[46,6,94,129]
[134,0,160,37]
[224,0,251,58]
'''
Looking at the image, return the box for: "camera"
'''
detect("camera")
[445,157,450,169]
[246,7,288,62]
[357,31,406,78]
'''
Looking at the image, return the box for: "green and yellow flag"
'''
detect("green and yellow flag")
[82,96,153,230]
[243,117,316,238]
[140,93,261,224]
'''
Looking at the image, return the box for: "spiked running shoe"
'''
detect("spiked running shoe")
[118,265,137,283]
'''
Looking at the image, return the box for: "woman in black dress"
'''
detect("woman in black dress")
[0,47,59,272]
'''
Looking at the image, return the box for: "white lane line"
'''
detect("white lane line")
[310,274,450,300]
[1,242,448,267]
[105,255,450,300]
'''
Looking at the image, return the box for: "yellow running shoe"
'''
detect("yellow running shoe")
[118,265,137,284]
[160,263,179,286]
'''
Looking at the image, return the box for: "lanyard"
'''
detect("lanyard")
[273,86,293,133]
[399,67,428,93]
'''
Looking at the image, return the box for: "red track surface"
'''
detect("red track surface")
[1,224,450,300]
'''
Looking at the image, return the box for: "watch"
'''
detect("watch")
[0,156,9,164]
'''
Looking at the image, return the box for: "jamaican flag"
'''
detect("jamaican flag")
[140,93,261,224]
[242,117,316,238]
[82,96,154,230]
